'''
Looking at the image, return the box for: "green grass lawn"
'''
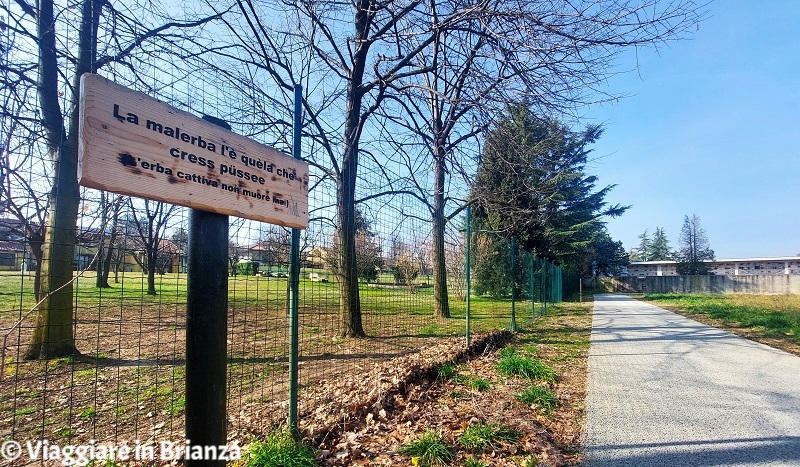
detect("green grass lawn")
[642,293,800,351]
[0,269,562,448]
[0,270,545,336]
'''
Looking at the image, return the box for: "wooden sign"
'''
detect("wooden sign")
[78,73,308,228]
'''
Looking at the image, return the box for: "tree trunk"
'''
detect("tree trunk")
[432,139,450,318]
[29,242,44,301]
[97,210,119,288]
[25,142,80,359]
[336,148,364,337]
[97,244,112,288]
[25,0,101,359]
[147,250,157,295]
[95,192,109,287]
[98,206,120,288]
[114,247,123,283]
[96,214,107,287]
[334,2,374,338]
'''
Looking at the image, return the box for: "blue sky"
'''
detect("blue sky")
[583,0,800,259]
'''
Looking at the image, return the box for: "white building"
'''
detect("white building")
[628,256,800,277]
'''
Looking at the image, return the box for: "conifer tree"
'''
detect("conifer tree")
[676,214,714,275]
[471,105,627,263]
[650,227,673,261]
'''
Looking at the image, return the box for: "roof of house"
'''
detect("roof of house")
[0,241,25,252]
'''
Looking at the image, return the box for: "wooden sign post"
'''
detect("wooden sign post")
[79,74,308,465]
[79,73,308,228]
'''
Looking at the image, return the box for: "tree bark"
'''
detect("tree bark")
[335,0,375,338]
[147,249,158,295]
[336,171,363,337]
[336,86,364,336]
[25,143,80,359]
[432,135,450,318]
[25,0,100,359]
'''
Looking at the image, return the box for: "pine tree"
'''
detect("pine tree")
[583,230,629,276]
[471,106,627,262]
[650,227,673,260]
[636,229,652,261]
[676,214,714,275]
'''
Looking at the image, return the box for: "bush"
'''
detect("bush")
[236,261,260,276]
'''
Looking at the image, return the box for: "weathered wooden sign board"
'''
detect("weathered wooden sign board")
[78,73,308,228]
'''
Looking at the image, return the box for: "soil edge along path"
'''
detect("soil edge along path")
[582,294,800,466]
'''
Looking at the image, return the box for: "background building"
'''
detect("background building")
[628,257,800,277]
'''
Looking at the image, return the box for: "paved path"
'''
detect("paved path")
[583,294,800,466]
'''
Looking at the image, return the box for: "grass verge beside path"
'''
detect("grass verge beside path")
[513,298,593,454]
[306,297,593,466]
[641,293,800,357]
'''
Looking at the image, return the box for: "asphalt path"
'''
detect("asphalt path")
[582,294,800,466]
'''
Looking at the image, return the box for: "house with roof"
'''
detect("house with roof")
[0,240,25,271]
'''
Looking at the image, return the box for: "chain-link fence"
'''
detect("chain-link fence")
[0,198,570,453]
[0,2,571,461]
[0,205,568,463]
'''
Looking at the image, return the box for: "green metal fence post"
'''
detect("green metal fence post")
[554,265,558,304]
[558,267,563,303]
[530,253,535,320]
[465,206,472,347]
[543,261,548,315]
[510,237,516,332]
[288,85,302,438]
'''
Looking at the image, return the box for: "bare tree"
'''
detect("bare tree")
[0,89,49,299]
[252,226,291,272]
[383,0,706,318]
[21,0,103,359]
[205,0,484,336]
[389,238,420,293]
[127,199,178,295]
[95,193,125,288]
[4,0,225,359]
[326,214,383,285]
[444,233,467,302]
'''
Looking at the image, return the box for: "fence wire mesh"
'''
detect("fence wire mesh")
[1,211,568,454]
[0,1,572,461]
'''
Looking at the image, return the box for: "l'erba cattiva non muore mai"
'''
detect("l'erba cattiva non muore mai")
[80,73,308,227]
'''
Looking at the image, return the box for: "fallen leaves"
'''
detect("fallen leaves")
[230,302,592,466]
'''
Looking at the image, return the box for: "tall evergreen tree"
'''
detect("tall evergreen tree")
[471,105,627,263]
[581,229,629,277]
[676,214,714,275]
[650,227,673,260]
[636,229,652,261]
[472,228,531,300]
[628,247,644,262]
